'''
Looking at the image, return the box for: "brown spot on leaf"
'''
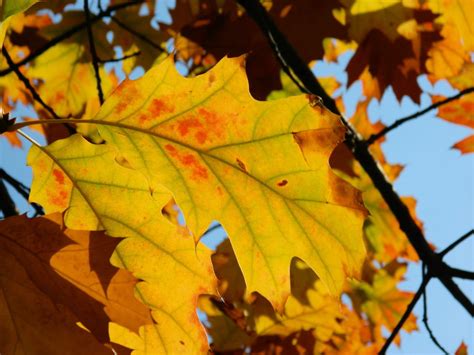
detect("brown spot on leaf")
[236,158,247,172]
[208,72,216,84]
[179,340,185,345]
[277,179,288,187]
[148,99,174,117]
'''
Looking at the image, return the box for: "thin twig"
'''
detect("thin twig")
[111,16,166,52]
[237,0,474,317]
[440,230,473,257]
[422,264,449,354]
[97,51,141,63]
[2,47,60,119]
[0,0,144,77]
[84,0,104,104]
[379,276,431,354]
[367,87,474,145]
[0,168,44,216]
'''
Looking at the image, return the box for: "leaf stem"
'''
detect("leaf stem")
[367,87,474,145]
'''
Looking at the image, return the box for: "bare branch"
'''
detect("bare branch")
[448,267,474,280]
[84,0,104,104]
[236,0,474,317]
[97,51,141,64]
[111,16,166,52]
[422,265,449,354]
[367,87,474,145]
[379,275,430,354]
[2,47,60,119]
[0,0,144,77]
[440,230,473,257]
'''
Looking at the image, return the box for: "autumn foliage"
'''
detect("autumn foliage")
[0,0,472,354]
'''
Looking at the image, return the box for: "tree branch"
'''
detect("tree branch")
[236,0,474,318]
[0,0,144,77]
[111,16,166,52]
[84,0,104,104]
[379,275,431,354]
[2,47,60,119]
[367,87,474,145]
[448,267,474,280]
[440,230,473,257]
[422,265,449,354]
[97,51,141,63]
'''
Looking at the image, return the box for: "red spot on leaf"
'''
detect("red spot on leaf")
[53,169,65,185]
[195,131,208,144]
[164,144,208,181]
[148,99,174,117]
[138,114,150,124]
[174,108,226,145]
[55,92,65,103]
[178,116,202,136]
[114,80,139,113]
[49,189,68,206]
[277,179,288,187]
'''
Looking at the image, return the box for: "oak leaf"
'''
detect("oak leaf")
[92,55,367,311]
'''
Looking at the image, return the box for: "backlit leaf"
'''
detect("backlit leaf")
[93,55,367,311]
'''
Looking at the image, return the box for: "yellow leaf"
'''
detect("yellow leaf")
[428,0,474,51]
[350,266,418,345]
[93,55,367,310]
[28,135,217,353]
[27,43,117,118]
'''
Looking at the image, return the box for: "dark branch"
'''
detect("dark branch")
[367,87,474,145]
[237,0,474,317]
[440,276,473,315]
[97,51,141,63]
[0,168,43,216]
[422,265,449,354]
[440,230,473,257]
[379,276,430,354]
[84,0,104,104]
[111,16,166,52]
[0,178,17,217]
[0,0,144,77]
[448,267,474,280]
[2,47,60,119]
